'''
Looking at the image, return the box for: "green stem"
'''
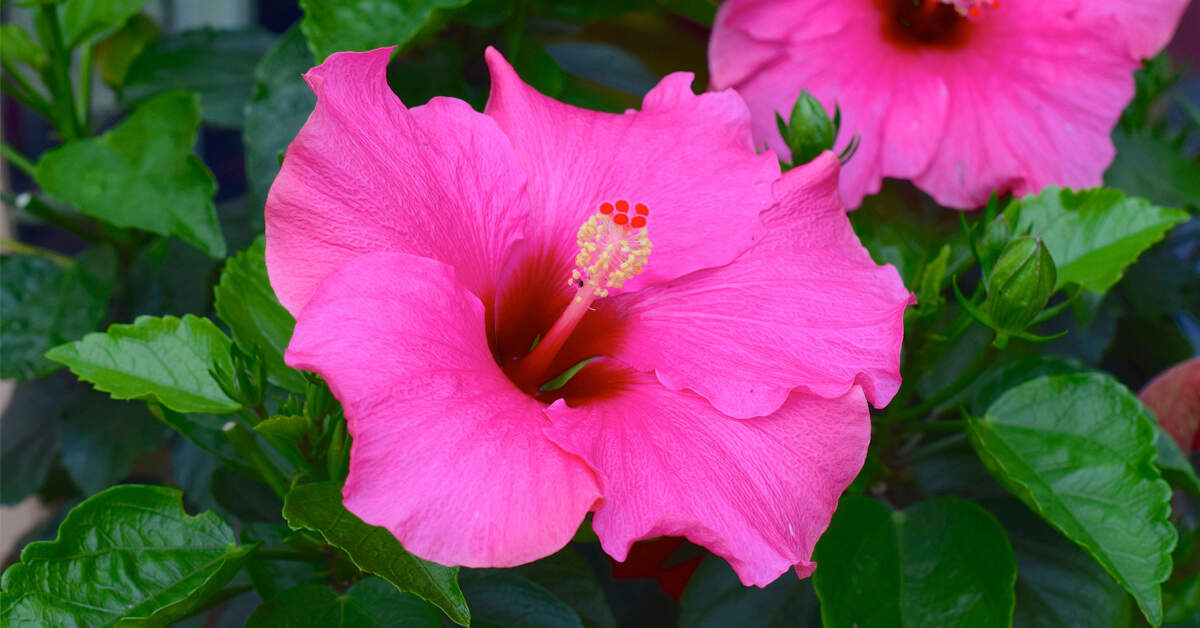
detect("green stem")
[223,421,290,499]
[37,5,83,140]
[1,58,55,121]
[238,407,262,426]
[3,191,103,242]
[887,345,995,423]
[0,237,72,265]
[1,142,37,178]
[76,44,93,133]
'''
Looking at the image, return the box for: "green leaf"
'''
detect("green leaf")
[987,499,1134,628]
[240,523,320,602]
[214,236,306,392]
[1106,129,1200,212]
[35,90,226,257]
[1,247,115,380]
[966,373,1176,625]
[0,24,47,70]
[969,355,1087,415]
[156,408,245,471]
[298,0,468,61]
[243,25,315,206]
[910,434,1007,500]
[1001,187,1188,293]
[656,0,716,23]
[543,41,657,100]
[679,555,817,628]
[509,38,566,99]
[1163,570,1200,625]
[94,13,159,87]
[246,579,441,627]
[122,27,275,127]
[212,466,284,525]
[388,39,479,107]
[850,181,967,287]
[458,571,583,628]
[1154,425,1200,495]
[46,314,241,414]
[127,237,218,317]
[281,481,470,625]
[0,377,63,504]
[0,484,253,627]
[57,389,167,495]
[498,548,615,628]
[61,0,148,47]
[528,0,640,21]
[811,496,1016,627]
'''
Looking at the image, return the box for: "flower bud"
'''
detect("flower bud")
[985,236,1057,333]
[776,90,836,165]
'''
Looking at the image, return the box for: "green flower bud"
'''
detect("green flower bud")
[985,236,1057,333]
[776,90,835,165]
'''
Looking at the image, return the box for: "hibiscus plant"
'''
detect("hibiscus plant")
[1,0,1198,626]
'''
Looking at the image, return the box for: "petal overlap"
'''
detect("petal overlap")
[484,47,779,292]
[544,364,870,586]
[266,47,530,316]
[287,253,601,567]
[608,154,911,417]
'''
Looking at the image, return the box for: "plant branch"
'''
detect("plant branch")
[223,421,290,499]
[886,345,995,423]
[2,191,103,242]
[1,58,55,120]
[76,43,93,132]
[36,5,84,140]
[0,237,72,264]
[1,142,37,177]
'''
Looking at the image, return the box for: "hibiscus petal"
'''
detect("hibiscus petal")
[709,0,950,208]
[609,153,911,417]
[912,2,1139,208]
[266,47,529,316]
[543,365,870,587]
[286,252,600,567]
[483,47,778,292]
[1078,0,1189,59]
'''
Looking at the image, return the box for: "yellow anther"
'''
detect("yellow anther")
[570,209,651,297]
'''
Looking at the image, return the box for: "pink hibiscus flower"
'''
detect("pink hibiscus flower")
[266,46,911,585]
[709,0,1182,209]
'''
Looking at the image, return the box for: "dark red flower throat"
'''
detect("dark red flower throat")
[879,0,973,49]
[490,201,653,403]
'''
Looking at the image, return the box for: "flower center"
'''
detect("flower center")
[881,0,997,49]
[507,201,652,387]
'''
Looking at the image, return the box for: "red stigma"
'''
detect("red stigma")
[600,202,614,215]
[631,216,646,228]
[613,213,629,226]
[616,200,630,213]
[635,203,649,216]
